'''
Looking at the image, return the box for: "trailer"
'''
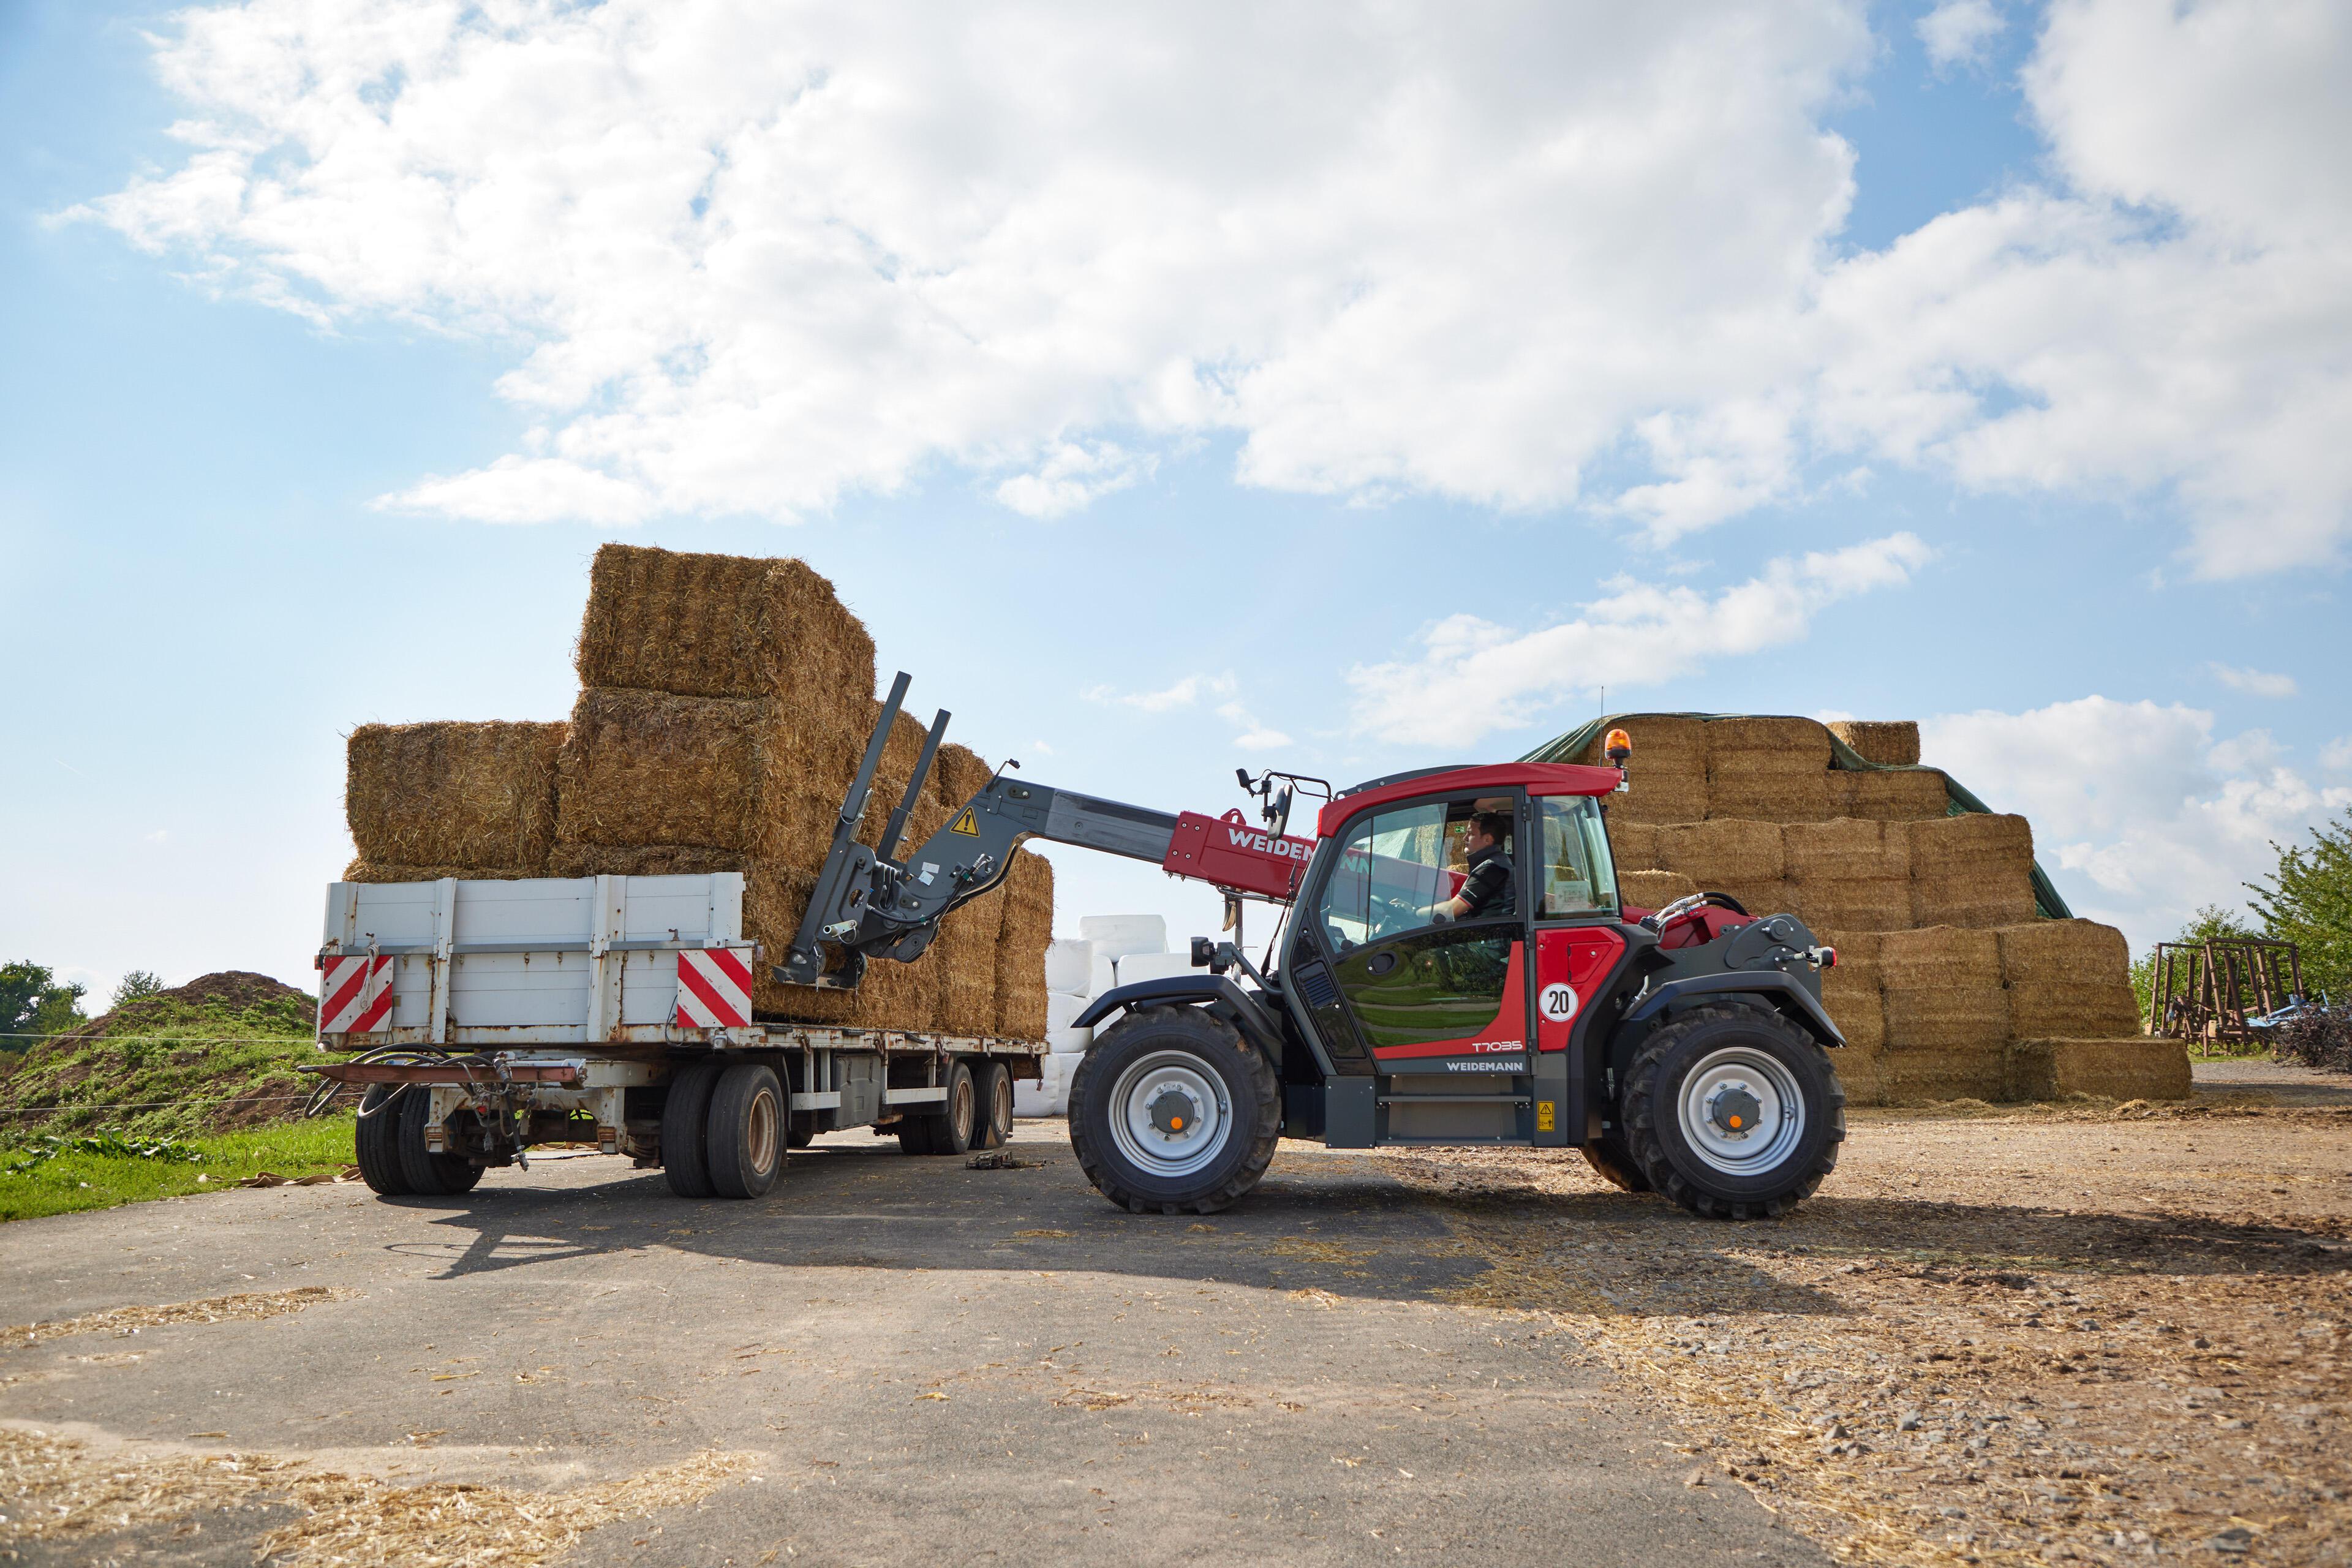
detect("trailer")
[306,870,1044,1199]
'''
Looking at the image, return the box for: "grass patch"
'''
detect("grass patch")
[0,1113,356,1224]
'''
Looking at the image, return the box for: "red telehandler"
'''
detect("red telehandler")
[779,674,1849,1219]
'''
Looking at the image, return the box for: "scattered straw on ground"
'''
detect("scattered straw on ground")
[0,1425,755,1566]
[1366,1098,2352,1567]
[2,1286,356,1350]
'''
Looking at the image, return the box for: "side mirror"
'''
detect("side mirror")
[1269,785,1293,840]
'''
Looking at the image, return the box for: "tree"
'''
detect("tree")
[0,961,89,1052]
[111,970,167,1008]
[2130,904,2261,1023]
[2247,810,2352,1004]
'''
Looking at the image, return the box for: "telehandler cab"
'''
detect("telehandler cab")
[780,675,1849,1219]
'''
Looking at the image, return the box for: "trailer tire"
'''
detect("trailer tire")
[706,1063,785,1199]
[895,1117,935,1155]
[662,1060,723,1198]
[1620,1005,1844,1220]
[396,1088,483,1197]
[1069,1006,1278,1216]
[970,1060,1011,1151]
[912,1060,977,1156]
[354,1085,412,1197]
[1581,1134,1653,1194]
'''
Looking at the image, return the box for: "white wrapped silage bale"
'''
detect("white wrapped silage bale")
[1077,914,1167,961]
[1044,938,1108,996]
[1013,1054,1072,1118]
[1047,992,1093,1038]
[1115,949,1197,986]
[1047,1025,1095,1055]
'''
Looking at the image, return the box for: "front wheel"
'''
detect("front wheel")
[1619,1005,1844,1219]
[1069,1008,1278,1215]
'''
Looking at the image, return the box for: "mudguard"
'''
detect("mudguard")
[1072,975,1289,1061]
[1623,971,1846,1049]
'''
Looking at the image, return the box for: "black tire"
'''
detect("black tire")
[1069,1007,1279,1215]
[896,1116,935,1155]
[970,1060,1012,1151]
[787,1117,816,1150]
[918,1060,978,1156]
[707,1063,785,1199]
[354,1085,412,1196]
[1620,1004,1844,1219]
[395,1086,483,1197]
[662,1060,723,1198]
[1581,1134,1653,1194]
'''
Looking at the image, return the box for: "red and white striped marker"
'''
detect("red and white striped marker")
[675,946,754,1029]
[319,954,396,1035]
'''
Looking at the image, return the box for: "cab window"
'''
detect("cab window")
[1314,796,1518,951]
[1537,794,1618,919]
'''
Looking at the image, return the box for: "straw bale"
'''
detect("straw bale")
[1910,876,2040,930]
[1611,775,1711,826]
[553,688,860,873]
[865,699,932,781]
[1877,925,2000,988]
[343,859,540,883]
[1711,880,1792,919]
[1819,966,1886,1054]
[933,883,1007,1037]
[345,720,564,872]
[932,742,997,812]
[2005,1038,2190,1101]
[1705,715,1833,774]
[2003,981,2144,1041]
[993,848,1057,1039]
[1617,869,1697,911]
[1832,1043,1887,1106]
[1655,819,1784,884]
[1706,772,1830,823]
[1996,918,2130,986]
[1828,720,1920,767]
[1906,811,2033,877]
[1879,1047,2007,1103]
[1828,768,1950,821]
[1603,819,1659,875]
[1574,715,1708,773]
[1882,984,2009,1054]
[574,543,875,715]
[1782,819,1908,883]
[1819,929,1882,971]
[1785,878,1912,933]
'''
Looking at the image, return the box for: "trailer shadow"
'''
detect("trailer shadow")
[381,1139,2348,1324]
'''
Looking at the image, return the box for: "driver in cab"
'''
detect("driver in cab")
[1422,810,1514,924]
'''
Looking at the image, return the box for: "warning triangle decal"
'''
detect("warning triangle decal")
[950,808,981,837]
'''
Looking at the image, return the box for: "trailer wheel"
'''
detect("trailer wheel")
[895,1117,935,1155]
[911,1060,977,1156]
[662,1060,723,1198]
[707,1063,785,1199]
[1620,1005,1844,1219]
[354,1085,412,1196]
[1069,1006,1278,1215]
[1581,1134,1653,1194]
[970,1060,1012,1151]
[395,1087,483,1197]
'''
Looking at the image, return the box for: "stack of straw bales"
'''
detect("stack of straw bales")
[1588,712,2184,1102]
[343,543,1052,1039]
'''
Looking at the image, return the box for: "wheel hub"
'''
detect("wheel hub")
[1148,1088,1199,1136]
[1705,1083,1763,1138]
[1107,1051,1233,1180]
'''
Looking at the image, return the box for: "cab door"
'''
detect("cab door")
[1308,791,1534,1142]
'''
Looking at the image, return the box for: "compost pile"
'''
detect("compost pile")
[341,544,1051,1037]
[1552,715,2182,1104]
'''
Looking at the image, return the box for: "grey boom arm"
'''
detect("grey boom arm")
[772,674,1178,992]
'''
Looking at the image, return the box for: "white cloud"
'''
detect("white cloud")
[1348,533,1934,748]
[1215,702,1294,753]
[1921,696,2352,948]
[2208,663,2297,698]
[2323,737,2352,774]
[80,1,2352,569]
[1082,673,1235,712]
[1918,1,2006,71]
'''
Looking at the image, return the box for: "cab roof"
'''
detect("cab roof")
[1316,763,1621,839]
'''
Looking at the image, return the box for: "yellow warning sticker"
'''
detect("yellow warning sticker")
[950,809,981,837]
[1536,1101,1556,1133]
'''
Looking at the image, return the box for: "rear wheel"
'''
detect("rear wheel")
[662,1060,723,1198]
[707,1063,784,1199]
[1581,1133,1653,1194]
[395,1087,482,1197]
[895,1116,935,1155]
[1069,1007,1278,1215]
[918,1060,978,1155]
[1620,1005,1843,1219]
[970,1060,1012,1150]
[354,1085,412,1196]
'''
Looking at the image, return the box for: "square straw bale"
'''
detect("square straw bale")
[1707,772,1830,823]
[1877,925,2001,988]
[1783,819,1909,883]
[1711,879,1792,918]
[1602,818,1660,875]
[1819,967,1887,1054]
[1906,812,2034,877]
[1910,875,2040,930]
[932,884,1008,1037]
[1616,869,1697,911]
[1879,1047,2007,1103]
[931,743,997,812]
[343,859,541,883]
[2005,1038,2188,1101]
[1656,819,1784,884]
[1829,769,1951,821]
[574,543,875,717]
[2003,981,2144,1041]
[1786,877,1913,932]
[1882,984,2010,1054]
[1705,715,1833,774]
[1611,775,1711,825]
[345,720,565,872]
[1832,1044,1887,1106]
[1828,720,1920,767]
[992,849,1057,1040]
[1574,715,1708,774]
[1996,918,2130,986]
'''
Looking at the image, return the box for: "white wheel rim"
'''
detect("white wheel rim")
[747,1088,778,1173]
[1676,1046,1806,1177]
[1108,1050,1231,1180]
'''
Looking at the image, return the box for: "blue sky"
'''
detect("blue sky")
[4,0,2347,1003]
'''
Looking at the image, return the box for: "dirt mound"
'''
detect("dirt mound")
[58,973,311,1046]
